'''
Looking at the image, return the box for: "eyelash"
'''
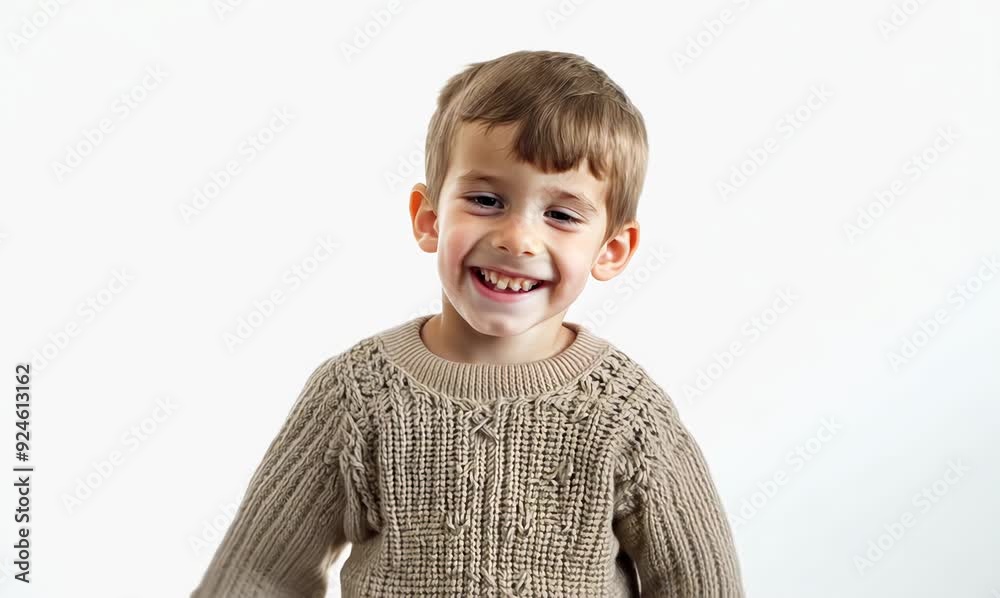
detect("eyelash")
[465,195,582,225]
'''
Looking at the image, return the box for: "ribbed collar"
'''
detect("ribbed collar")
[376,314,611,400]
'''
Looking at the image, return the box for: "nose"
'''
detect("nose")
[492,215,541,257]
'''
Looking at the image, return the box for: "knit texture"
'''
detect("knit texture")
[190,314,745,597]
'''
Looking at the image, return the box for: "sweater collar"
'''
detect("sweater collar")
[376,314,611,400]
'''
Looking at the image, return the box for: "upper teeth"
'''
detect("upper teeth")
[476,267,540,291]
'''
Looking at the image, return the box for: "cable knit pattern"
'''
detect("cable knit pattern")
[190,315,745,597]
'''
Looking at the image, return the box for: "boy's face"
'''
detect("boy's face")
[410,121,637,338]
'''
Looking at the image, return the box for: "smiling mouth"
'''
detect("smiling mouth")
[469,267,547,294]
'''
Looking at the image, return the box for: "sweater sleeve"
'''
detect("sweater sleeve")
[191,358,350,598]
[613,378,745,598]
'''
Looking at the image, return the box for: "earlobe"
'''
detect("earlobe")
[591,221,640,282]
[409,183,439,253]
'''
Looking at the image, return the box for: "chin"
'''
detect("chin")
[463,313,536,338]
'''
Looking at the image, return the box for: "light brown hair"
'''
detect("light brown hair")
[424,50,648,244]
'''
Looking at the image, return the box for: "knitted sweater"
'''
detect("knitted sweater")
[190,315,745,597]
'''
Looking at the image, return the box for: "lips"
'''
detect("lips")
[468,266,549,303]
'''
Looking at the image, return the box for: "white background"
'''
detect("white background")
[1,0,998,596]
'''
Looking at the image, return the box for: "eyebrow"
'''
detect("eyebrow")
[456,170,599,216]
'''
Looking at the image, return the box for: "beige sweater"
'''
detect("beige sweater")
[190,315,745,597]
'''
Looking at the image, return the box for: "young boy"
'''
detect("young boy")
[191,50,745,597]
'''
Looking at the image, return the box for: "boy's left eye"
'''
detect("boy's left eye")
[546,210,580,224]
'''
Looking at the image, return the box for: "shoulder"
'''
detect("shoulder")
[597,343,683,443]
[306,318,404,379]
[334,317,419,371]
[593,340,673,403]
[603,345,689,512]
[300,318,414,408]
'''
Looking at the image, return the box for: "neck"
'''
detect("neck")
[375,313,610,400]
[423,301,574,365]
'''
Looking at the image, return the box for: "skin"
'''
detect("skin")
[409,121,640,364]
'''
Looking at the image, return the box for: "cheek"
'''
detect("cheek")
[553,257,591,291]
[439,226,475,270]
[554,239,603,291]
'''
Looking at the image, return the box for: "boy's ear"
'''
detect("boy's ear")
[591,220,639,282]
[409,183,439,253]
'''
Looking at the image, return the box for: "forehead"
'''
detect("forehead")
[447,122,607,206]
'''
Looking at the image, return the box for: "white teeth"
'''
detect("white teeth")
[476,267,539,292]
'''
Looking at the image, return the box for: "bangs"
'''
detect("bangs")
[466,98,627,183]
